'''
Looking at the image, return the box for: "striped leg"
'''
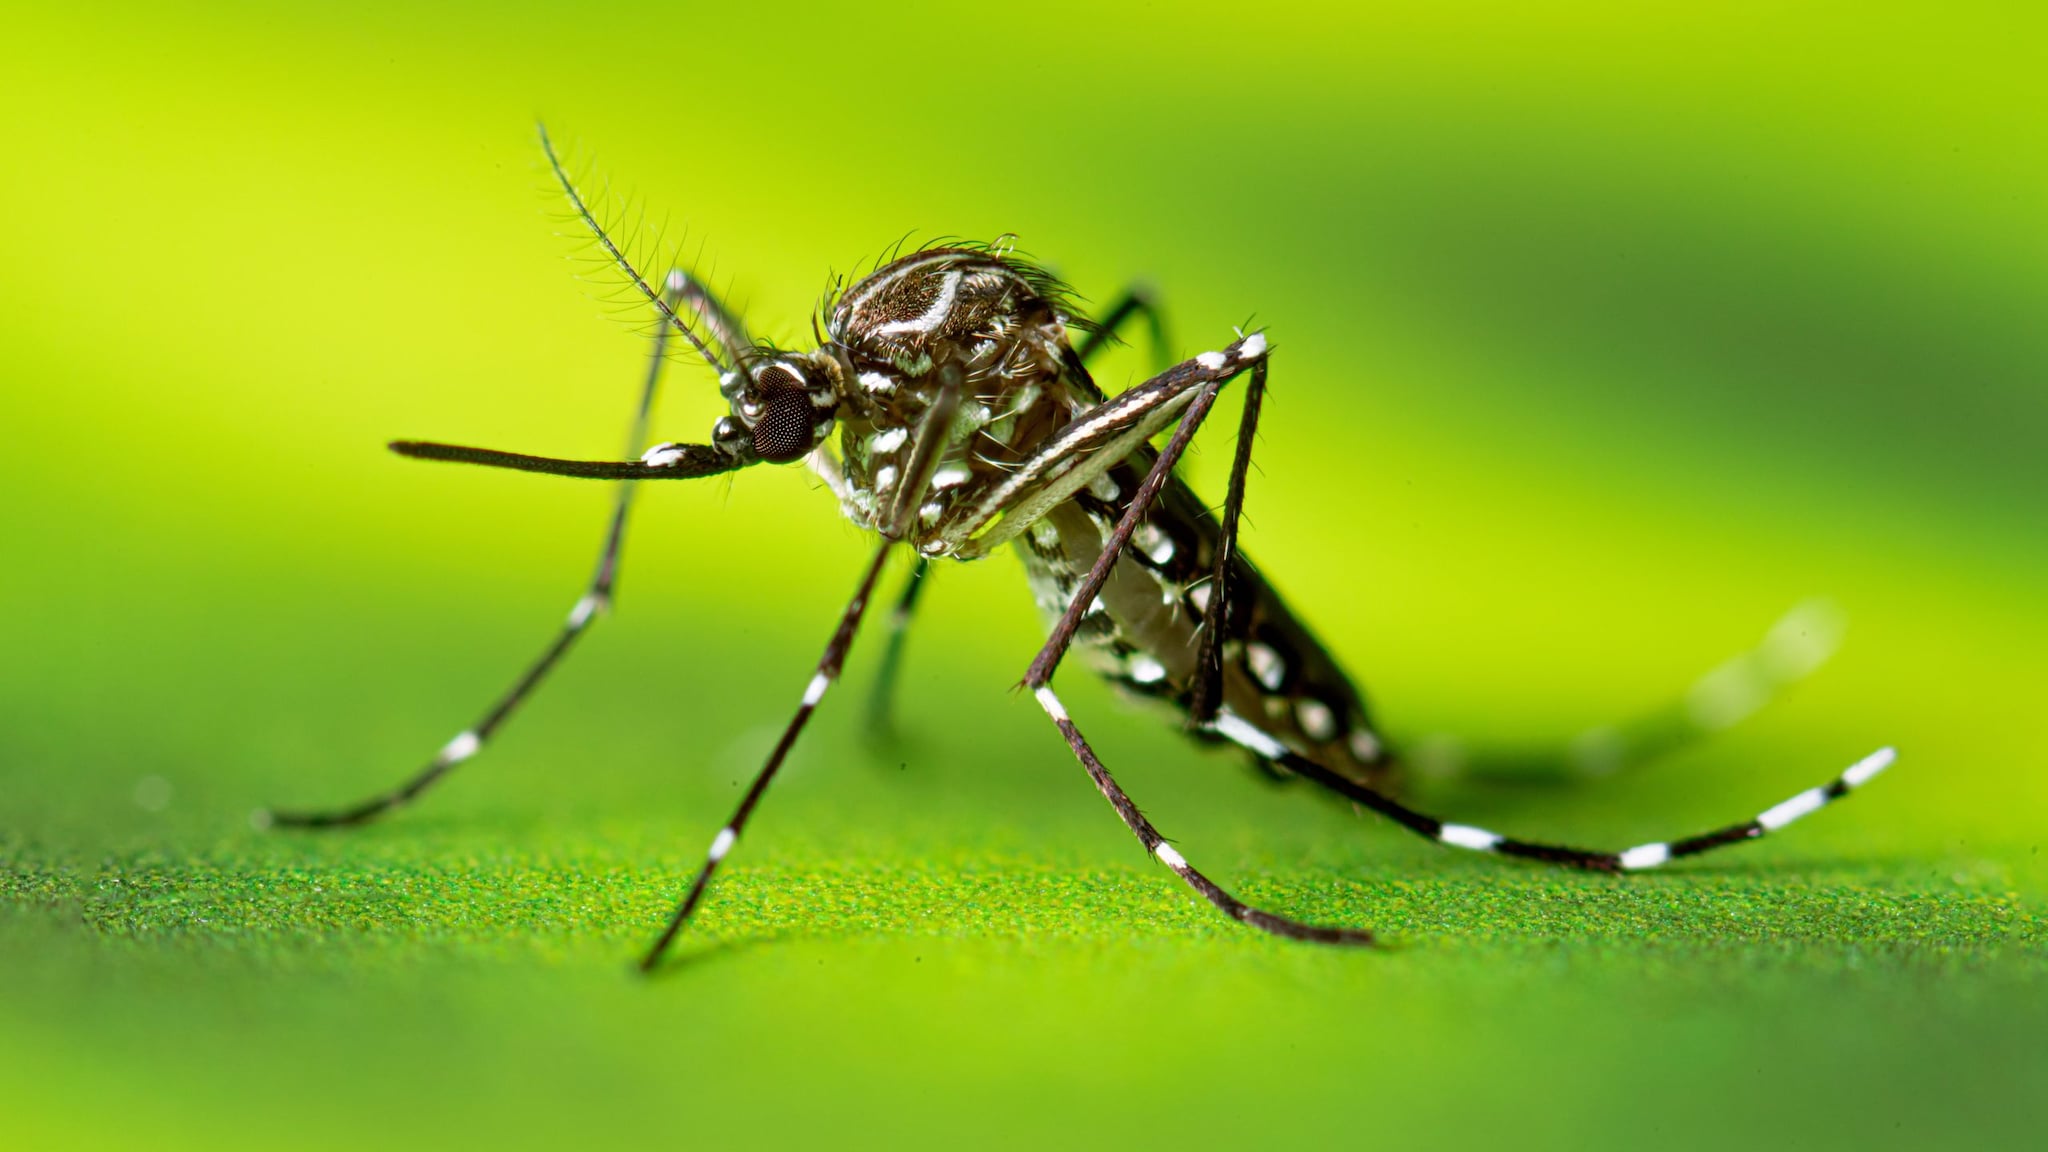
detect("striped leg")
[1023,336,1267,689]
[1023,336,1370,944]
[1208,708,1895,872]
[1034,685,1373,944]
[863,293,1171,743]
[640,540,897,971]
[1187,344,1266,726]
[262,272,693,829]
[640,366,967,968]
[1415,599,1849,784]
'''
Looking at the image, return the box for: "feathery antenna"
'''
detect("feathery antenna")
[538,124,728,376]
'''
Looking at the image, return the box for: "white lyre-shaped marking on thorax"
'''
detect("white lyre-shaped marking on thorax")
[873,270,964,336]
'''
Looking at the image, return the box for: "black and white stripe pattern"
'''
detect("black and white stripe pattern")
[278,141,1902,967]
[1019,336,1376,943]
[1022,337,1267,691]
[261,271,703,830]
[1187,348,1266,726]
[1207,708,1895,872]
[1012,323,1891,944]
[861,298,1152,744]
[949,333,1271,560]
[640,365,977,967]
[1034,685,1373,945]
[639,540,897,971]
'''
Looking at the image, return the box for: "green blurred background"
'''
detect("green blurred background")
[3,1,2043,1148]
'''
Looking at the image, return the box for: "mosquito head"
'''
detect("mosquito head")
[713,350,843,465]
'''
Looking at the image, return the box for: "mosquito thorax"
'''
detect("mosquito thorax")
[815,248,1085,546]
[308,126,1901,965]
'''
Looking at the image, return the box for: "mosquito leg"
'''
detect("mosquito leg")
[1206,708,1895,872]
[641,540,897,971]
[1023,336,1269,690]
[667,268,752,378]
[1077,285,1173,371]
[263,273,693,829]
[1015,336,1362,942]
[862,556,930,744]
[1416,599,1849,784]
[1187,358,1267,726]
[641,363,964,969]
[862,302,1191,741]
[1030,684,1372,944]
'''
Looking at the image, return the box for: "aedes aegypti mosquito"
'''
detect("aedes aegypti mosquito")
[264,128,1896,970]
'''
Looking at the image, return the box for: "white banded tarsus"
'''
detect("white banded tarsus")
[265,125,1898,969]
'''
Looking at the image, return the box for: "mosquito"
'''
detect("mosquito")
[263,127,1896,970]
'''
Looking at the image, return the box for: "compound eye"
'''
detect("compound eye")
[750,366,817,464]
